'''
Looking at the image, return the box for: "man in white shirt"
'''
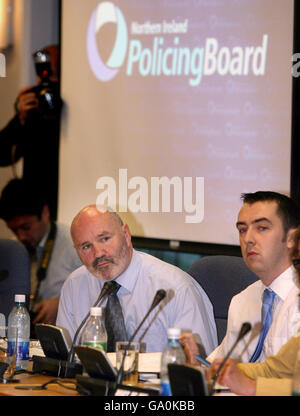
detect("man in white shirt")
[56,205,217,353]
[0,179,81,325]
[208,191,300,363]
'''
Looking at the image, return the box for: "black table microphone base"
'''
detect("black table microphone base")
[32,355,83,378]
[76,375,115,396]
[76,375,159,396]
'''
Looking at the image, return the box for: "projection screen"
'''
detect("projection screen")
[59,0,294,246]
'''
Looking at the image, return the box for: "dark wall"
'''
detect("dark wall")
[291,1,300,202]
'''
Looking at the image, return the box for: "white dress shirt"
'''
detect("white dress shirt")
[56,250,218,354]
[208,266,300,362]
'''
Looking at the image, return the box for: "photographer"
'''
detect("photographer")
[0,45,61,219]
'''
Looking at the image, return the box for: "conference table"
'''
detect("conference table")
[0,371,80,396]
[0,372,160,396]
[0,365,161,396]
[0,371,234,397]
[0,346,228,397]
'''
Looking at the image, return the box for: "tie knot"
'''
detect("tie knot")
[104,280,121,295]
[263,288,276,306]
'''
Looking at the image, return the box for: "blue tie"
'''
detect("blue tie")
[249,288,276,362]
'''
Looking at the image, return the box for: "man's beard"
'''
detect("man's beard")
[92,255,115,271]
[89,239,132,280]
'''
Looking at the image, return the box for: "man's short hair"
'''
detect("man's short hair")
[0,179,48,222]
[241,191,300,235]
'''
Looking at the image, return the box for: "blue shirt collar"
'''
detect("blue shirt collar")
[115,249,140,294]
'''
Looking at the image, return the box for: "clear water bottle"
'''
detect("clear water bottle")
[160,328,185,396]
[80,307,107,352]
[7,294,30,370]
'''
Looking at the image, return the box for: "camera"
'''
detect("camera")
[30,49,60,115]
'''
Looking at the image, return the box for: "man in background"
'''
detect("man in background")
[0,179,81,325]
[56,205,218,354]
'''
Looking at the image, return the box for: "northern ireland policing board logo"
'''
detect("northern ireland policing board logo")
[86,2,268,86]
[86,2,128,82]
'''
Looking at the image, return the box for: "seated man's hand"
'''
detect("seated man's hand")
[33,297,59,325]
[209,358,256,396]
[16,86,39,124]
[179,332,200,366]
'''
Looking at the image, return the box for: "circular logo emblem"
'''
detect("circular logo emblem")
[87,2,128,82]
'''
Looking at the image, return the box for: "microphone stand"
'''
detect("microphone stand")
[111,289,166,395]
[208,322,251,396]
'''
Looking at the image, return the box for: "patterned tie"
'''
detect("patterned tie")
[103,281,127,352]
[249,288,276,362]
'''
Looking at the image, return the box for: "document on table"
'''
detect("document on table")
[107,352,162,373]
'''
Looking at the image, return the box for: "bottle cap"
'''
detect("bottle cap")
[90,307,102,316]
[167,328,181,338]
[15,294,25,303]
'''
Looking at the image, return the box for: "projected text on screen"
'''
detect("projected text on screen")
[87,2,268,86]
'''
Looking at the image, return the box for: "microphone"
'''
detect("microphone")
[113,289,167,391]
[149,289,167,311]
[67,282,116,363]
[208,322,251,396]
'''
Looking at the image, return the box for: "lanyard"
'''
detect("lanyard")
[31,222,57,308]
